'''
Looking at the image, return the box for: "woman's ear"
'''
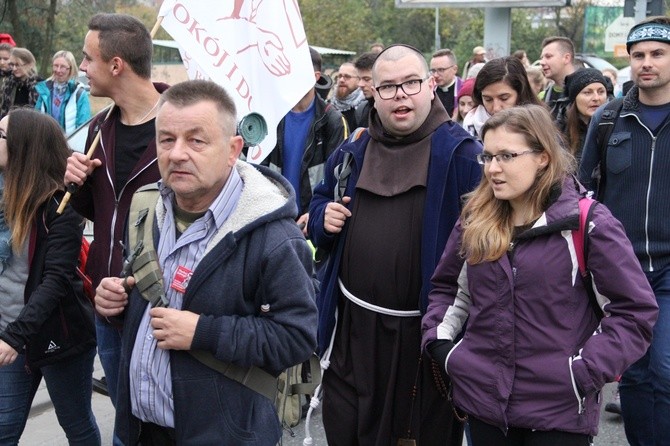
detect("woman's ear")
[538,151,550,170]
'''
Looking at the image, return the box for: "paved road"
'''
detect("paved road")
[21,357,626,445]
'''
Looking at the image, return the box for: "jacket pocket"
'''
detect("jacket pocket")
[606,132,632,174]
[568,356,586,414]
[445,338,463,376]
[173,374,280,445]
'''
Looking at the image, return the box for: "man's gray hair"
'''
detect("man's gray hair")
[160,80,237,136]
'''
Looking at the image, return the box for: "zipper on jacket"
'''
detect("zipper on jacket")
[107,200,119,276]
[644,136,656,271]
[568,356,586,414]
[100,135,158,276]
[626,112,670,272]
[98,136,118,277]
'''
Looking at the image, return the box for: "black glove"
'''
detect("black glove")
[427,339,455,367]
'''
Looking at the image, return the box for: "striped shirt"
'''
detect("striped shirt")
[129,167,243,427]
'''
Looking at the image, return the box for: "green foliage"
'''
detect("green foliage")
[2,0,658,79]
[54,1,100,59]
[0,0,114,77]
[364,1,436,51]
[299,0,560,68]
[299,0,371,54]
[511,9,552,62]
[446,9,485,68]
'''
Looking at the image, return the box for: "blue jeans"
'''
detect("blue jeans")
[95,315,122,407]
[0,347,100,445]
[620,265,670,446]
[95,316,124,446]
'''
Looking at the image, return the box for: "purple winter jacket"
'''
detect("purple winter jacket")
[422,177,658,436]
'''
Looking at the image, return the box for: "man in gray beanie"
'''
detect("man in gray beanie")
[579,15,670,446]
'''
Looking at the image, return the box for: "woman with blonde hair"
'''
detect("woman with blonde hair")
[0,47,39,118]
[35,50,91,134]
[525,66,546,96]
[422,105,658,445]
[0,108,99,444]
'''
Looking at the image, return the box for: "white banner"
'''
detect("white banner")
[158,0,314,163]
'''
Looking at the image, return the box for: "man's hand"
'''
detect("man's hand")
[95,276,133,317]
[297,212,309,236]
[324,196,352,234]
[64,152,102,187]
[256,29,290,76]
[0,340,18,367]
[149,307,199,351]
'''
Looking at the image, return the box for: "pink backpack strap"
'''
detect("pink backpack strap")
[572,196,604,319]
[572,197,594,277]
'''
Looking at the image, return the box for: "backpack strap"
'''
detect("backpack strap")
[333,127,367,203]
[189,350,279,401]
[126,183,167,308]
[290,354,321,396]
[572,197,603,319]
[594,98,624,199]
[543,84,555,104]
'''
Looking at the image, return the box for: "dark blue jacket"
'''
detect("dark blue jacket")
[579,86,670,272]
[308,121,482,355]
[115,163,318,445]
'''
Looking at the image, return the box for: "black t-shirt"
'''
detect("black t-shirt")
[13,83,31,107]
[114,119,155,195]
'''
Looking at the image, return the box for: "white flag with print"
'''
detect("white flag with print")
[158,0,314,163]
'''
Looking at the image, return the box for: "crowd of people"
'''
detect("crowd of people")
[0,44,91,134]
[0,10,668,446]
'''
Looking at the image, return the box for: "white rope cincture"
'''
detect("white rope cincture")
[303,308,338,446]
[338,277,421,317]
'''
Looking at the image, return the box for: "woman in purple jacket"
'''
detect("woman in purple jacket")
[422,105,658,445]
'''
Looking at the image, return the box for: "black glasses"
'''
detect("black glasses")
[429,65,455,74]
[477,150,538,165]
[375,78,427,100]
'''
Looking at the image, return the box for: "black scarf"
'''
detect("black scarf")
[0,74,39,118]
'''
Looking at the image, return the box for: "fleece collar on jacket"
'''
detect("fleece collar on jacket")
[621,85,644,113]
[156,160,296,256]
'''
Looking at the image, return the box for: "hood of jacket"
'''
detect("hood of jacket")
[517,176,585,240]
[156,160,298,256]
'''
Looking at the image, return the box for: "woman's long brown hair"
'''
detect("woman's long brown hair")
[3,108,69,252]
